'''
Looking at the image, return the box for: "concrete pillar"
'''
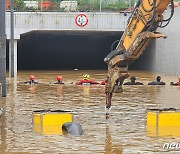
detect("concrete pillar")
[10,0,15,77]
[0,0,6,97]
[9,39,17,77]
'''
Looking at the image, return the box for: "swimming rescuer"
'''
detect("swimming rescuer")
[24,75,38,84]
[170,76,180,86]
[75,74,99,85]
[123,76,144,85]
[54,76,64,84]
[148,76,165,85]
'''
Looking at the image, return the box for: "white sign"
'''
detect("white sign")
[75,14,88,27]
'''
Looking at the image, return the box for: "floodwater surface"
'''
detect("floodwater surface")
[0,70,180,154]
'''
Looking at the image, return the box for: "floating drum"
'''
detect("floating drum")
[146,108,180,137]
[33,110,73,135]
[62,122,83,136]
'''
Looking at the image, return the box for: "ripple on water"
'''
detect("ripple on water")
[1,70,180,153]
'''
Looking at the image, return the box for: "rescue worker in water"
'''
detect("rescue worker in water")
[83,74,90,80]
[148,76,165,85]
[170,77,180,86]
[123,76,144,85]
[75,74,99,85]
[24,75,38,84]
[54,76,64,84]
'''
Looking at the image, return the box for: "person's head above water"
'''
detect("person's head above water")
[57,76,63,81]
[156,76,161,82]
[29,75,35,81]
[130,76,136,83]
[83,74,90,80]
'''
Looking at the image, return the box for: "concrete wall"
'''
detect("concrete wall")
[5,12,128,39]
[153,6,180,75]
[131,6,180,75]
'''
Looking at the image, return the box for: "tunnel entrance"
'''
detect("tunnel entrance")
[18,30,123,70]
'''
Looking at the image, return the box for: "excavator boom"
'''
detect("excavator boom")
[104,0,174,115]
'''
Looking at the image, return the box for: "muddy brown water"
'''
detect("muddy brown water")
[0,70,180,153]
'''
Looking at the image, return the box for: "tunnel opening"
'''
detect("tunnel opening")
[18,30,123,70]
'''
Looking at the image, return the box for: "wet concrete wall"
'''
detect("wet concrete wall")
[152,6,180,75]
[5,12,128,39]
[130,6,180,75]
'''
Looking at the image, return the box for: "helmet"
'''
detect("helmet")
[57,76,63,81]
[29,75,35,81]
[83,74,90,80]
[156,76,161,81]
[130,76,136,81]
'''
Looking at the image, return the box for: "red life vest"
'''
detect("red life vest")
[75,80,99,85]
[100,81,105,85]
[177,82,180,86]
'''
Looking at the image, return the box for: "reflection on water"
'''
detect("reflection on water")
[104,124,122,154]
[0,70,180,153]
[56,85,63,97]
[147,125,180,138]
[28,85,36,94]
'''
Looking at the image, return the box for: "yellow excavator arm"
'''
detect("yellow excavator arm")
[104,0,174,113]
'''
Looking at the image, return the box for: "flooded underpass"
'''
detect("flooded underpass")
[17,31,123,70]
[1,70,180,153]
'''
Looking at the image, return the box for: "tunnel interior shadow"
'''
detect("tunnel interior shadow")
[18,30,123,70]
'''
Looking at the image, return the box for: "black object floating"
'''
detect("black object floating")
[62,122,83,136]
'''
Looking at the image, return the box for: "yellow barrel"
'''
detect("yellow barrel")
[146,109,180,137]
[33,110,73,135]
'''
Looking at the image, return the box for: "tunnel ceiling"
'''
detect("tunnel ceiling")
[18,30,122,70]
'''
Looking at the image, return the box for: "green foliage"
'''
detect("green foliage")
[102,1,129,11]
[77,0,134,12]
[77,0,90,5]
[90,0,100,11]
[14,0,26,11]
[77,0,90,11]
[14,0,138,12]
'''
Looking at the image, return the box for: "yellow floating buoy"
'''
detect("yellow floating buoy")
[33,110,73,135]
[146,108,180,137]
